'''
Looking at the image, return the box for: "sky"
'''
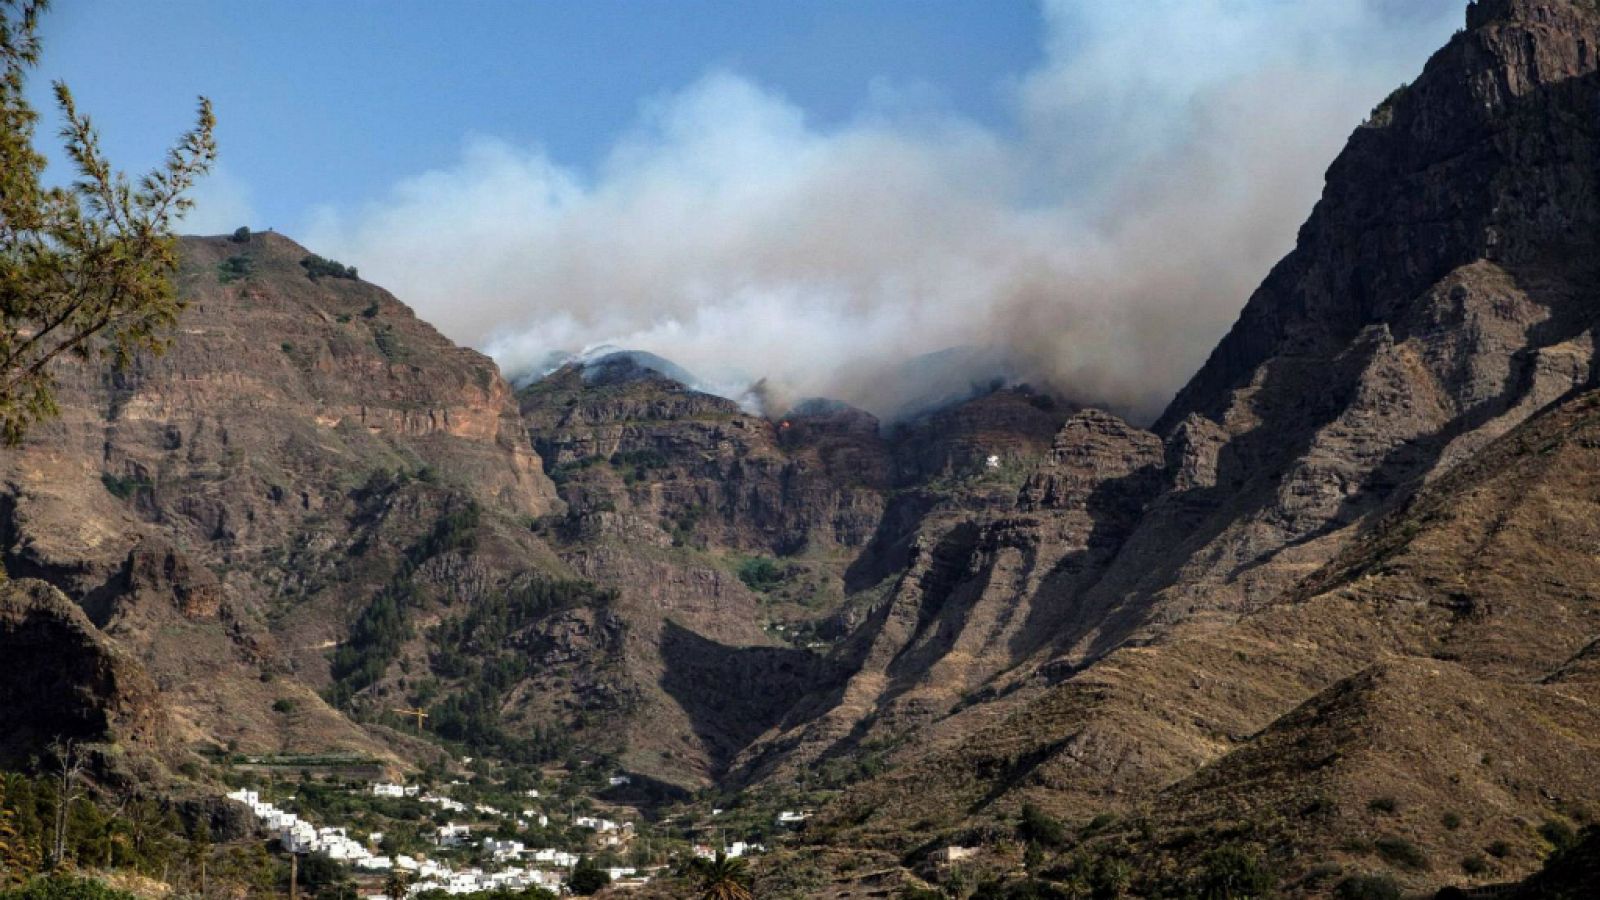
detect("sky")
[27,0,1466,422]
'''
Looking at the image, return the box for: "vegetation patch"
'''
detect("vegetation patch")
[427,577,617,763]
[300,253,358,281]
[100,472,151,500]
[217,254,254,283]
[736,556,787,592]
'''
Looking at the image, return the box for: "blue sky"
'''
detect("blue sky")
[29,1,1043,232]
[26,1,1464,419]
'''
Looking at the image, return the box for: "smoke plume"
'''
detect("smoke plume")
[305,0,1460,423]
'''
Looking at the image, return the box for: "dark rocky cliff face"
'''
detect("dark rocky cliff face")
[0,579,166,766]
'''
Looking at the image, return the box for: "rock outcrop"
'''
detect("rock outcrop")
[0,578,166,765]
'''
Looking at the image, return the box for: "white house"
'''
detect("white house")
[482,838,525,862]
[434,823,472,847]
[776,810,808,826]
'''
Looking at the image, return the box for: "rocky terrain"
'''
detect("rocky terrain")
[4,0,1600,896]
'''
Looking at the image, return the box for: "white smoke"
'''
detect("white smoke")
[304,0,1461,422]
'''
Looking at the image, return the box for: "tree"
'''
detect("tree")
[565,857,610,896]
[46,741,85,868]
[1017,803,1066,848]
[0,778,40,888]
[687,851,752,900]
[382,868,413,900]
[0,0,216,444]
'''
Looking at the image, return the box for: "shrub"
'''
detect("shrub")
[230,225,250,243]
[300,254,358,281]
[272,698,296,714]
[1460,854,1489,876]
[1368,796,1399,815]
[1374,835,1428,870]
[373,326,400,359]
[218,254,253,283]
[1539,819,1578,853]
[1194,844,1276,898]
[0,875,138,900]
[736,556,785,592]
[101,472,150,499]
[1302,862,1342,886]
[1486,840,1513,859]
[1441,811,1462,830]
[1333,873,1400,900]
[1018,803,1066,848]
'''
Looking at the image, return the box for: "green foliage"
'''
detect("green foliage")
[1373,835,1427,870]
[1441,811,1462,830]
[1084,812,1118,833]
[413,889,554,900]
[566,857,610,895]
[0,1,216,444]
[1332,873,1400,900]
[1460,854,1489,876]
[548,455,604,485]
[271,697,296,714]
[609,449,667,485]
[685,850,752,900]
[372,324,400,360]
[329,500,483,699]
[300,253,358,281]
[1364,82,1408,128]
[217,254,253,283]
[229,225,249,243]
[99,471,149,500]
[1540,819,1578,853]
[1367,796,1398,815]
[1193,844,1275,899]
[0,770,204,890]
[0,875,135,900]
[735,556,785,593]
[1487,840,1513,858]
[427,577,615,762]
[1017,803,1066,848]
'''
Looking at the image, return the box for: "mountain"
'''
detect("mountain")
[6,2,1600,897]
[0,231,569,767]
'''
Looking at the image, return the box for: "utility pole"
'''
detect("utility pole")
[289,850,298,900]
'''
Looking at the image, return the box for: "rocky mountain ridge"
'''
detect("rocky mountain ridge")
[3,1,1600,896]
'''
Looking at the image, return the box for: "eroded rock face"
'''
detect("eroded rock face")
[0,579,166,765]
[0,234,563,763]
[788,2,1600,890]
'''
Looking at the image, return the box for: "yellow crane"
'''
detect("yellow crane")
[392,707,429,735]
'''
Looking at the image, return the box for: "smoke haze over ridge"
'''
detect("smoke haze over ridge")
[302,0,1462,423]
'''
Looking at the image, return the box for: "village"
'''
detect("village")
[222,771,798,897]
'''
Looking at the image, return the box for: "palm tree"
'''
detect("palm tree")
[690,851,752,900]
[383,867,414,900]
